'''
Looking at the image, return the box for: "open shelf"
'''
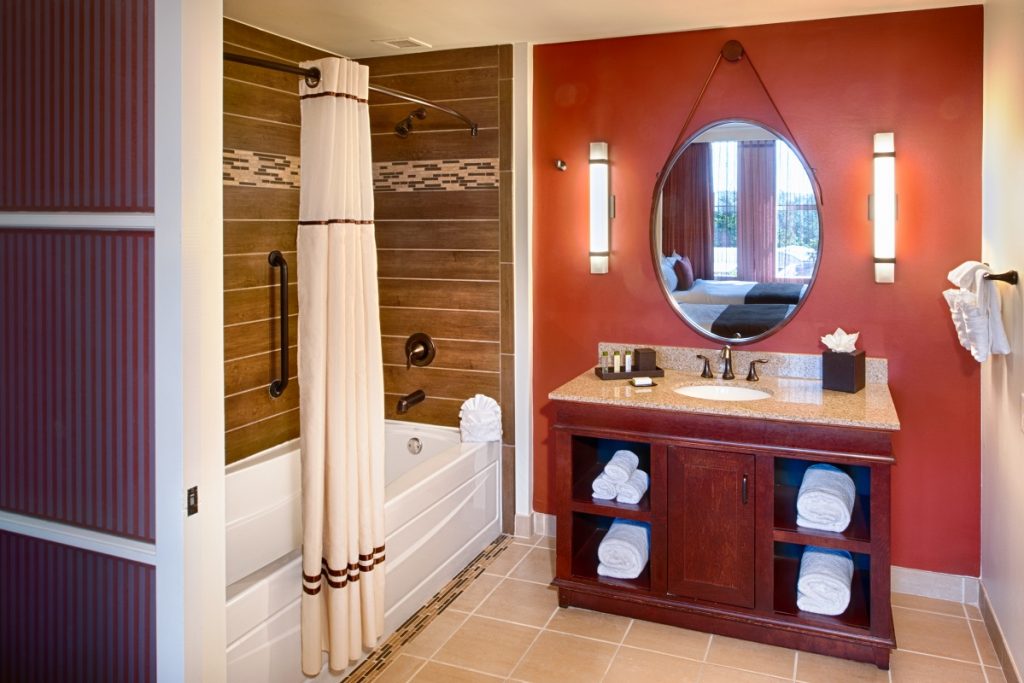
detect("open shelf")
[773,484,871,553]
[571,460,651,521]
[773,552,871,632]
[570,514,651,593]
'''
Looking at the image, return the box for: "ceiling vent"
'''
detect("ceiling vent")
[372,37,432,50]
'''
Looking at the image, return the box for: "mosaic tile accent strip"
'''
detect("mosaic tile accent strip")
[344,534,512,682]
[223,148,301,189]
[373,159,499,192]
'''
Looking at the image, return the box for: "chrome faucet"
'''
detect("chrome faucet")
[721,345,735,380]
[397,389,426,414]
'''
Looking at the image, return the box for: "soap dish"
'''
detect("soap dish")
[594,366,665,381]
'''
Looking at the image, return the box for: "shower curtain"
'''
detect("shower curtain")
[297,57,386,676]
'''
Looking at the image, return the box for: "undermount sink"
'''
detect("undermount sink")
[674,384,771,402]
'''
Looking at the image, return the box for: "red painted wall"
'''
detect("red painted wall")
[533,7,983,575]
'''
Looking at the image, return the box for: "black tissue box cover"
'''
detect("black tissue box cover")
[634,348,657,371]
[822,350,866,393]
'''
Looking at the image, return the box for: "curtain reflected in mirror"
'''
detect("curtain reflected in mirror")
[653,121,821,343]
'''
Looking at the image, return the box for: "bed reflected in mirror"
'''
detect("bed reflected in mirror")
[652,120,821,342]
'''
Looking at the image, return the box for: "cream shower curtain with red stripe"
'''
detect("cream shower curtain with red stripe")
[297,57,386,676]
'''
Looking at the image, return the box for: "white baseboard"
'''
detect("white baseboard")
[891,566,979,604]
[531,512,556,537]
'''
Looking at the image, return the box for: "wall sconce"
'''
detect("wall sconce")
[871,132,896,283]
[589,141,611,274]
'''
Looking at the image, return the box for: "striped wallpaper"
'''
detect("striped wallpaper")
[0,531,155,682]
[0,229,155,542]
[0,0,154,211]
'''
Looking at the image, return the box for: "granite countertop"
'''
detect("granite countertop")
[548,368,900,431]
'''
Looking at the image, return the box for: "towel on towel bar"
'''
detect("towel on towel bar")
[603,450,639,484]
[596,519,649,580]
[943,261,1011,363]
[796,464,857,533]
[615,469,649,505]
[797,546,854,616]
[591,473,618,500]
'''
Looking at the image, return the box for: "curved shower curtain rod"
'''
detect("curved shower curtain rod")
[224,52,479,136]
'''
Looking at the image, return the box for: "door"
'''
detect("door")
[667,446,756,608]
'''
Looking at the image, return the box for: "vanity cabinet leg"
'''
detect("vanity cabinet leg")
[557,588,569,608]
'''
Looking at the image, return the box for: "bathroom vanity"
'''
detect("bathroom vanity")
[549,366,900,668]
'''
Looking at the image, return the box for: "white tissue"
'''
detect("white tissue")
[459,394,502,443]
[820,328,859,353]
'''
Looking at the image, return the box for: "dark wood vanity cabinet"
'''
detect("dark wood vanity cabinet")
[552,400,896,669]
[666,447,756,608]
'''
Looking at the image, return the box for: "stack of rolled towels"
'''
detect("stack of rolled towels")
[794,464,857,615]
[597,519,650,579]
[591,450,649,505]
[796,464,856,533]
[797,546,854,616]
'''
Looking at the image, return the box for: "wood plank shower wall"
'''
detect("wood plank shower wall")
[223,20,515,530]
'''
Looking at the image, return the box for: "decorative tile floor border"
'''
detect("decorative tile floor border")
[343,534,512,682]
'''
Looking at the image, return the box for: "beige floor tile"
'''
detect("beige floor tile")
[706,635,797,678]
[511,631,618,683]
[484,543,532,576]
[893,606,978,662]
[410,661,503,682]
[970,619,1000,667]
[700,663,791,682]
[401,609,468,658]
[890,650,985,683]
[985,666,1008,683]
[433,615,539,678]
[475,578,559,627]
[546,606,631,643]
[795,651,889,682]
[509,547,555,584]
[892,592,966,617]
[448,573,502,613]
[536,535,556,549]
[621,618,710,660]
[965,603,983,620]
[604,646,702,683]
[374,654,427,683]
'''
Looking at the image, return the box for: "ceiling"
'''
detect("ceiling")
[224,0,979,59]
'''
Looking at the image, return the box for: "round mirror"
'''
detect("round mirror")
[651,120,822,343]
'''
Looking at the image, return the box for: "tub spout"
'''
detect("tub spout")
[397,389,426,414]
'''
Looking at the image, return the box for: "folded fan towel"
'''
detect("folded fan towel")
[796,464,856,533]
[797,546,854,616]
[616,469,649,505]
[603,450,639,484]
[591,473,618,500]
[943,261,1011,363]
[459,394,502,442]
[596,519,650,580]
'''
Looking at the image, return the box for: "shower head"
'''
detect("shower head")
[394,108,427,138]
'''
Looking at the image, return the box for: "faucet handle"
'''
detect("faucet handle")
[696,354,714,378]
[746,359,769,382]
[721,344,732,358]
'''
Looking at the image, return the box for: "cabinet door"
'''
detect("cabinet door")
[667,446,756,608]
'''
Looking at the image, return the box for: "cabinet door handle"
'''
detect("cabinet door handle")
[741,474,749,505]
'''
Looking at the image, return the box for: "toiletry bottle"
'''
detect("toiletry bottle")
[600,350,609,373]
[625,350,633,373]
[613,351,621,373]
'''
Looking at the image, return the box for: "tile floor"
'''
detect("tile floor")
[368,535,1007,683]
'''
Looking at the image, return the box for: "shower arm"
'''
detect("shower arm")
[223,52,479,136]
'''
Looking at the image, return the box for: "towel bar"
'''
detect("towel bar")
[983,270,1018,285]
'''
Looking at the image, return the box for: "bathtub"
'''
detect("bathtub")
[223,421,501,682]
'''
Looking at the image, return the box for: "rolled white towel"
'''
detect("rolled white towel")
[796,464,856,533]
[596,520,649,580]
[591,473,617,500]
[797,546,854,616]
[603,450,639,484]
[615,469,649,505]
